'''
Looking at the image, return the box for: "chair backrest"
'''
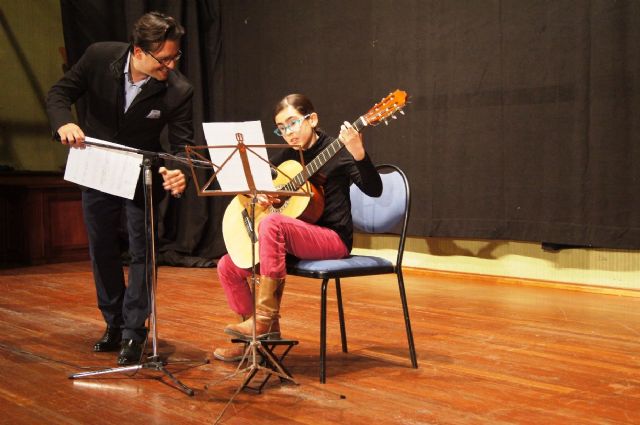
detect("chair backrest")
[350,164,410,267]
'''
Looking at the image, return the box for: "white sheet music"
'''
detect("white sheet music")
[63,137,142,200]
[202,121,275,192]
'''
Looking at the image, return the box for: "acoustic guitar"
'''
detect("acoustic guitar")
[223,89,408,268]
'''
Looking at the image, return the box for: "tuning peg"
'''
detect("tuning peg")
[399,109,405,115]
[384,119,389,125]
[392,115,397,119]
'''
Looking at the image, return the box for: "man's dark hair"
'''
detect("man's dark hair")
[130,11,185,53]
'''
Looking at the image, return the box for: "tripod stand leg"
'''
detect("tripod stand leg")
[156,365,195,396]
[69,360,196,396]
[69,364,143,379]
[255,343,297,385]
[140,359,196,396]
[215,366,256,425]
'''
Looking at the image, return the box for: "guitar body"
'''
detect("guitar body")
[222,89,408,269]
[222,160,325,268]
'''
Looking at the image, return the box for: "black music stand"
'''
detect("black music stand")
[185,132,310,420]
[68,142,206,396]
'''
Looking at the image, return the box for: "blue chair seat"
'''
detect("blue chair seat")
[288,256,394,278]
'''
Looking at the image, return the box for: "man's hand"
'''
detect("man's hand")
[57,123,86,148]
[159,167,186,197]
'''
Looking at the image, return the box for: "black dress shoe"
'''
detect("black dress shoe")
[117,339,144,365]
[93,325,122,352]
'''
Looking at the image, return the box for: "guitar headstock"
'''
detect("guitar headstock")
[363,89,408,126]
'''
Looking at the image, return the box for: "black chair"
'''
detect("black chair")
[286,164,418,383]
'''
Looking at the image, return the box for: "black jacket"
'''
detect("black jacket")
[46,41,194,203]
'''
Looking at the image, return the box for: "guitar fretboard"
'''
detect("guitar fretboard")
[282,116,369,192]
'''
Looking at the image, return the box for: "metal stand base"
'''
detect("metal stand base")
[68,157,204,397]
[231,338,298,393]
[69,354,202,396]
[213,340,298,423]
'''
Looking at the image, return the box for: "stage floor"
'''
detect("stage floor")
[0,262,638,424]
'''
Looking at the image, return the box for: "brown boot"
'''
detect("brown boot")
[213,343,247,362]
[214,314,248,361]
[222,314,248,330]
[224,276,285,340]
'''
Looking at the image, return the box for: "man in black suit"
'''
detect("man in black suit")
[46,11,194,365]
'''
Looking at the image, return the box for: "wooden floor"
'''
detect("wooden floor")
[0,262,639,424]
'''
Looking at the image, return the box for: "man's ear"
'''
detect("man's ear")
[132,45,144,59]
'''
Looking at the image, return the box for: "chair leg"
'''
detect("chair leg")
[320,278,329,383]
[335,278,348,353]
[397,270,418,368]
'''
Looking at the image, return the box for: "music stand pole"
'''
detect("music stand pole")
[207,135,299,423]
[69,156,200,396]
[234,192,295,384]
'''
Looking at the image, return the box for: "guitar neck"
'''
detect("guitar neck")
[283,116,369,191]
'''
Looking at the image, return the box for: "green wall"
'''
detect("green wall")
[1,1,68,171]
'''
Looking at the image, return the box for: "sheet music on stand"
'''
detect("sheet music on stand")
[202,121,276,193]
[186,120,309,199]
[63,137,142,199]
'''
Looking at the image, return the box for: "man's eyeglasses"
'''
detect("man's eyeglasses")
[273,114,311,137]
[145,50,182,67]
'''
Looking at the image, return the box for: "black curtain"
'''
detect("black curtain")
[59,0,227,266]
[59,0,640,256]
[215,0,640,250]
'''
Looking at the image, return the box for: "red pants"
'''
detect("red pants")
[217,214,349,316]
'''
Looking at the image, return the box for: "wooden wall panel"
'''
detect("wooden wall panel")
[0,172,89,266]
